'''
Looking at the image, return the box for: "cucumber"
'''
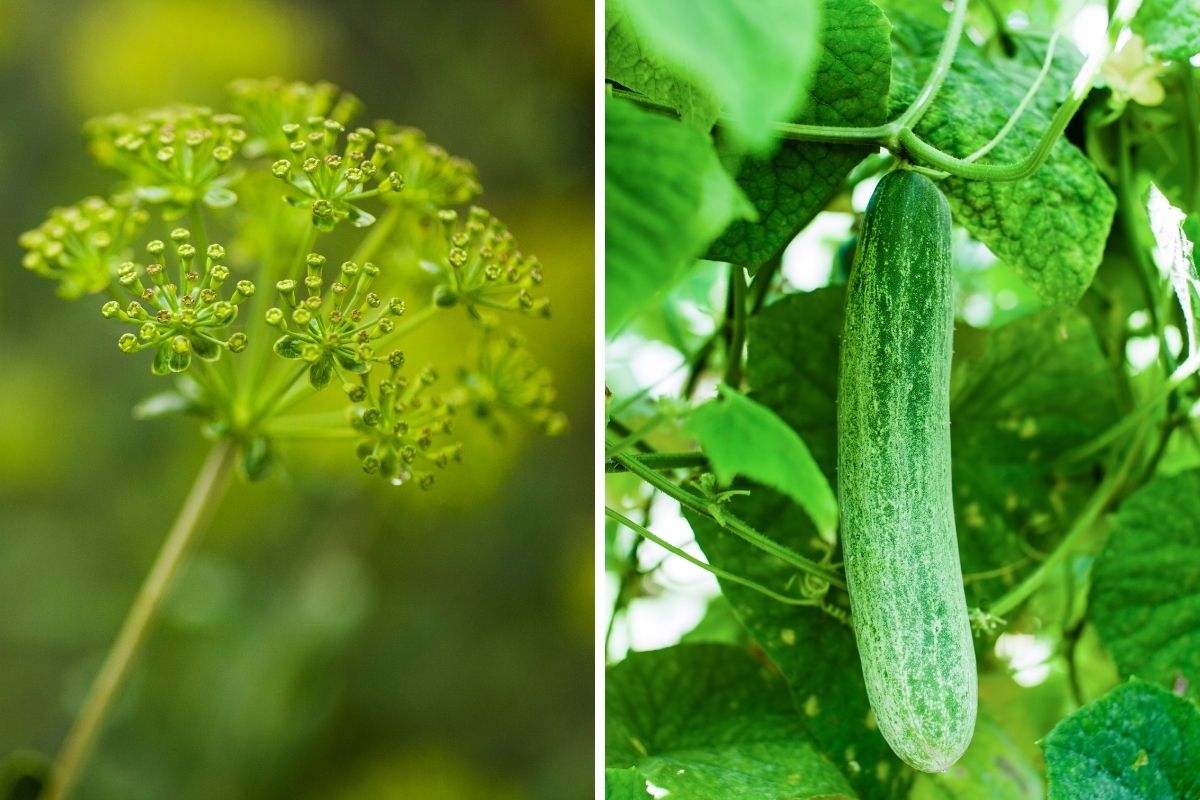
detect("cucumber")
[836,168,977,772]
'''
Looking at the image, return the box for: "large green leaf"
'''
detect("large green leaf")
[605,768,651,800]
[1090,468,1200,699]
[707,0,893,271]
[1134,0,1200,61]
[605,0,718,131]
[1042,680,1200,799]
[685,497,913,800]
[890,17,1117,308]
[605,97,751,334]
[746,288,1120,605]
[606,644,856,800]
[685,385,838,541]
[617,0,820,153]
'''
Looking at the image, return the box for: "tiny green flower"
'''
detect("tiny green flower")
[271,118,402,231]
[376,123,482,212]
[268,253,407,388]
[101,229,253,375]
[459,329,567,436]
[348,361,463,488]
[84,106,247,218]
[227,78,363,157]
[19,195,149,298]
[428,207,550,319]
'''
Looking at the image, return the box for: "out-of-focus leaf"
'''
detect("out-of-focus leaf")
[605,767,651,800]
[1043,680,1200,799]
[1133,0,1200,61]
[706,0,892,271]
[606,643,856,800]
[685,385,837,541]
[605,0,718,131]
[605,97,751,335]
[890,16,1116,308]
[1090,468,1200,699]
[617,0,821,153]
[909,716,1042,799]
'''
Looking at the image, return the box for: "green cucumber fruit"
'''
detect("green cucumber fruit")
[836,168,977,773]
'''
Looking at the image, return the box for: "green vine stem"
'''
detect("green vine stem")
[608,446,845,589]
[893,0,970,131]
[988,418,1149,619]
[605,452,709,473]
[964,31,1060,163]
[724,264,748,388]
[45,439,240,800]
[616,0,1144,184]
[606,507,818,606]
[895,0,1143,181]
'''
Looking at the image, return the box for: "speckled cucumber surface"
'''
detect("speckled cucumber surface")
[836,168,977,772]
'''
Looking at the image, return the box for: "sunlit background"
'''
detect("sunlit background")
[0,0,593,798]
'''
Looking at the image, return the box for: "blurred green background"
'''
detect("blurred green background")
[0,1,593,798]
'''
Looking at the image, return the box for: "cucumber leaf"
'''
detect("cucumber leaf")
[607,643,856,800]
[1133,0,1200,61]
[605,0,718,132]
[1043,680,1200,799]
[613,0,820,153]
[706,0,893,271]
[1090,468,1200,699]
[890,16,1117,309]
[685,385,838,541]
[605,97,751,334]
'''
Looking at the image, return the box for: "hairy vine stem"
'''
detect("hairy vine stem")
[45,440,240,800]
[893,0,970,131]
[605,452,709,473]
[608,446,845,589]
[606,507,818,606]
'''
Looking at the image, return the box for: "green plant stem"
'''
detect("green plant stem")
[1116,114,1176,380]
[896,0,1141,180]
[44,440,239,800]
[748,252,781,314]
[605,452,709,473]
[381,303,438,342]
[605,507,817,606]
[1057,379,1176,465]
[606,418,655,455]
[351,205,401,264]
[724,265,747,388]
[1181,65,1200,214]
[988,420,1149,619]
[965,32,1060,163]
[247,363,310,428]
[605,414,666,457]
[239,226,320,415]
[894,0,969,131]
[609,447,845,589]
[188,204,208,261]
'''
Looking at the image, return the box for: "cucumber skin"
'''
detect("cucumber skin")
[836,169,977,773]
